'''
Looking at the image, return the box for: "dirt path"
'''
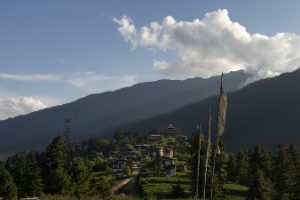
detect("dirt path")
[111,176,136,194]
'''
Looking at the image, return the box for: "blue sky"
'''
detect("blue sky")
[1,0,300,119]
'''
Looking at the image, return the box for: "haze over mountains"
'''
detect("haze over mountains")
[0,70,248,154]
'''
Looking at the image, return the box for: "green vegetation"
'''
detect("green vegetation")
[223,182,249,192]
[1,125,300,200]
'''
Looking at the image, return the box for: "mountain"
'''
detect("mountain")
[120,69,300,151]
[0,70,248,154]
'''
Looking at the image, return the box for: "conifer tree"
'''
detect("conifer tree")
[43,135,71,194]
[226,153,237,182]
[5,151,28,197]
[249,145,272,177]
[70,157,90,198]
[0,166,17,200]
[236,149,250,185]
[25,151,44,196]
[247,169,275,200]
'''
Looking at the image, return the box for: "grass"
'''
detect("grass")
[223,182,249,192]
[140,173,192,197]
[140,176,191,184]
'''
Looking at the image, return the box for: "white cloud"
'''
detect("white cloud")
[0,97,49,120]
[0,72,137,93]
[0,73,61,81]
[68,72,137,93]
[114,9,300,81]
[0,71,137,119]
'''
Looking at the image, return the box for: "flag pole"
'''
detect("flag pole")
[203,107,211,200]
[195,125,202,200]
[210,73,226,200]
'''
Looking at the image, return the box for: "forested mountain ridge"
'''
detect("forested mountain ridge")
[119,69,300,151]
[0,70,248,154]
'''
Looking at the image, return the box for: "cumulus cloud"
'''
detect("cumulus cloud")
[0,97,49,120]
[114,9,300,81]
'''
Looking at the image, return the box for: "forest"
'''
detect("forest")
[0,128,300,200]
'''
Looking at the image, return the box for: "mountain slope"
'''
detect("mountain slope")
[0,70,248,154]
[120,69,300,151]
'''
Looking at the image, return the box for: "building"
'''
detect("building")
[111,157,127,173]
[148,134,162,144]
[162,156,176,177]
[164,124,185,138]
[164,148,174,158]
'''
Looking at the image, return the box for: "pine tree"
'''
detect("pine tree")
[0,166,17,200]
[226,153,237,182]
[43,135,71,194]
[247,169,275,200]
[25,151,44,196]
[288,145,300,200]
[5,151,28,197]
[236,149,250,185]
[273,144,299,199]
[249,145,272,177]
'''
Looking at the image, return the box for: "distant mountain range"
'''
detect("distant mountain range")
[121,69,300,151]
[0,70,248,154]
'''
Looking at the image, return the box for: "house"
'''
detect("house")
[149,134,162,144]
[136,144,150,159]
[131,161,141,175]
[111,157,127,173]
[162,156,176,177]
[164,148,174,158]
[164,124,185,139]
[165,164,176,177]
[162,156,176,167]
[150,147,164,160]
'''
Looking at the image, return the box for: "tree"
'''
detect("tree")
[0,166,17,200]
[249,145,272,177]
[24,151,44,196]
[114,129,125,145]
[5,151,27,196]
[5,151,43,197]
[247,169,275,200]
[236,149,250,185]
[98,176,111,200]
[43,135,71,194]
[226,153,237,182]
[70,157,90,198]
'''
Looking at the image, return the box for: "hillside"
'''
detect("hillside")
[120,69,300,150]
[0,70,248,154]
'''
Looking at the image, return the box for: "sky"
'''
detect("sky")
[1,0,300,120]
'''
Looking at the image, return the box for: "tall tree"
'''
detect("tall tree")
[226,153,237,182]
[43,135,71,194]
[70,157,90,199]
[25,151,44,196]
[247,169,275,200]
[0,166,17,200]
[236,149,250,185]
[5,151,28,197]
[249,145,272,177]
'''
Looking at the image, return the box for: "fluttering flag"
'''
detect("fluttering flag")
[216,73,227,154]
[210,73,228,200]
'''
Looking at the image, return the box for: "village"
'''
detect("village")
[106,124,192,197]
